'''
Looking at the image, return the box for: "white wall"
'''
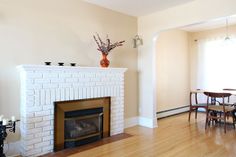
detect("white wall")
[156,29,190,112]
[138,0,236,127]
[0,0,138,144]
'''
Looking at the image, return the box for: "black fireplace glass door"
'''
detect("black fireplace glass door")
[64,107,103,148]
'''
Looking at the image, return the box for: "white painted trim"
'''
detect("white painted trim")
[124,117,139,128]
[4,141,21,157]
[156,106,189,119]
[138,117,157,128]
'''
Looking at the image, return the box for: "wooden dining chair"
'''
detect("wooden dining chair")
[222,88,236,121]
[223,88,236,104]
[204,92,235,133]
[188,90,207,122]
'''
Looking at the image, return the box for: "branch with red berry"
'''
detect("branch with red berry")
[93,33,125,55]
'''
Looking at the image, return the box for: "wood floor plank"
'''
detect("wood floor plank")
[41,133,132,157]
[45,113,236,157]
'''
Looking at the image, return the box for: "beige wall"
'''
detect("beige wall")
[189,24,236,89]
[0,0,138,141]
[138,0,236,126]
[190,25,236,40]
[156,30,190,112]
[156,24,236,112]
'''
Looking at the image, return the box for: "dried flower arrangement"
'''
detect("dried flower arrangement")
[93,33,125,55]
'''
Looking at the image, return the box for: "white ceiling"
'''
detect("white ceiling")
[181,16,236,32]
[83,0,194,17]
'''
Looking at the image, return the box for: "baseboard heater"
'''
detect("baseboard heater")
[156,105,189,119]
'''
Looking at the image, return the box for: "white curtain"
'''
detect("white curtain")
[196,37,236,90]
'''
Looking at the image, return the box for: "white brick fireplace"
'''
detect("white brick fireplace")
[18,65,127,156]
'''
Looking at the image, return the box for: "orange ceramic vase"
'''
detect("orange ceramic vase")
[100,53,110,68]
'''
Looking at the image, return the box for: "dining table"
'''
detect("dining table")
[191,89,236,95]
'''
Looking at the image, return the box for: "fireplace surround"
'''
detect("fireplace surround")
[54,97,110,151]
[18,65,126,156]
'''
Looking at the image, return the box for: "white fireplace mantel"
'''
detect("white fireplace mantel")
[18,65,127,156]
[17,65,127,73]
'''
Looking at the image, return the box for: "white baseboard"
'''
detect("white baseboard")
[125,116,158,129]
[157,106,189,119]
[124,117,139,128]
[4,140,21,157]
[139,117,157,128]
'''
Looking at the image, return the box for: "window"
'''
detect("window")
[196,37,236,89]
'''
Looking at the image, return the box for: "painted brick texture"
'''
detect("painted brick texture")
[18,65,126,157]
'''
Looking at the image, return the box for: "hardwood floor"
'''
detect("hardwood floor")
[42,133,132,157]
[51,113,236,157]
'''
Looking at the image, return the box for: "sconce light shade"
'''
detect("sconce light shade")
[133,35,143,48]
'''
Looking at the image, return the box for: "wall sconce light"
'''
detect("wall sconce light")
[133,35,143,48]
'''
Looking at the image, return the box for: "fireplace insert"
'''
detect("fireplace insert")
[64,108,103,148]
